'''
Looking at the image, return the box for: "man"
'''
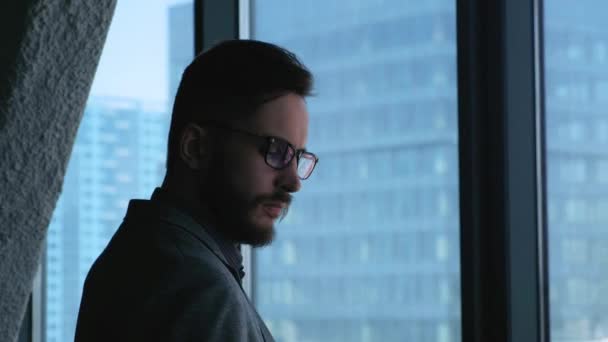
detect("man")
[74,40,318,341]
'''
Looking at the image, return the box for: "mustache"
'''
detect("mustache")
[256,191,292,206]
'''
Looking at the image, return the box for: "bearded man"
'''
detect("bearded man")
[75,39,317,342]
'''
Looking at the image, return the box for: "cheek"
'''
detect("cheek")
[227,150,275,198]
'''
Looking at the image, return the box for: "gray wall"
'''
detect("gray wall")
[0,1,116,341]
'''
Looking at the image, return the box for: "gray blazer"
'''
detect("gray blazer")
[74,198,274,342]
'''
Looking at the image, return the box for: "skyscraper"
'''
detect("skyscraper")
[545,1,608,338]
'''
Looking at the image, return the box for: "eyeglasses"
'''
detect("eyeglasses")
[201,121,319,180]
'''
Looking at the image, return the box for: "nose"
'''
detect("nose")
[276,158,301,193]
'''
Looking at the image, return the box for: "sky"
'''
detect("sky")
[89,0,191,105]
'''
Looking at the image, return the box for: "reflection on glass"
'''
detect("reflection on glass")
[545,0,608,340]
[44,1,192,341]
[252,1,461,341]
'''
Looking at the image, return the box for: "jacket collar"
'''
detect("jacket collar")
[125,188,245,283]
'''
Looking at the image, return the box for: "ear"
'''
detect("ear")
[179,123,210,170]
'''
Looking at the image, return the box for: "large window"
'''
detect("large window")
[544,0,608,340]
[251,1,461,341]
[44,1,192,341]
[37,0,608,341]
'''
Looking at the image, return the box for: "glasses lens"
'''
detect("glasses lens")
[267,138,294,168]
[297,153,317,179]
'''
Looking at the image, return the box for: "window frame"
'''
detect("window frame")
[194,0,254,297]
[457,0,549,341]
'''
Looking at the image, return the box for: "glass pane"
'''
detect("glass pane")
[252,1,461,341]
[44,1,192,341]
[545,1,608,340]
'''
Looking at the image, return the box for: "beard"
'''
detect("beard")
[198,150,291,247]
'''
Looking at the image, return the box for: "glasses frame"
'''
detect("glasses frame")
[200,121,319,180]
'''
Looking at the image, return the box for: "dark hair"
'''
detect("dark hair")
[165,39,313,174]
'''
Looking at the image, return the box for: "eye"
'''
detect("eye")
[268,138,287,156]
[267,137,296,168]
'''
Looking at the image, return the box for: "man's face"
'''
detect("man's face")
[202,92,309,247]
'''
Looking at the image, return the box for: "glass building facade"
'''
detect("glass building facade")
[545,0,608,340]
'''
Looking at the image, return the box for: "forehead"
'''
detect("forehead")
[248,93,309,149]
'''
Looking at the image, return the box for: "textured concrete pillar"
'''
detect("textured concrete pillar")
[0,1,116,341]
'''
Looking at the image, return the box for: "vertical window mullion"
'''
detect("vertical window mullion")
[457,0,546,341]
[195,0,238,55]
[237,0,253,300]
[505,0,546,341]
[194,0,252,298]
